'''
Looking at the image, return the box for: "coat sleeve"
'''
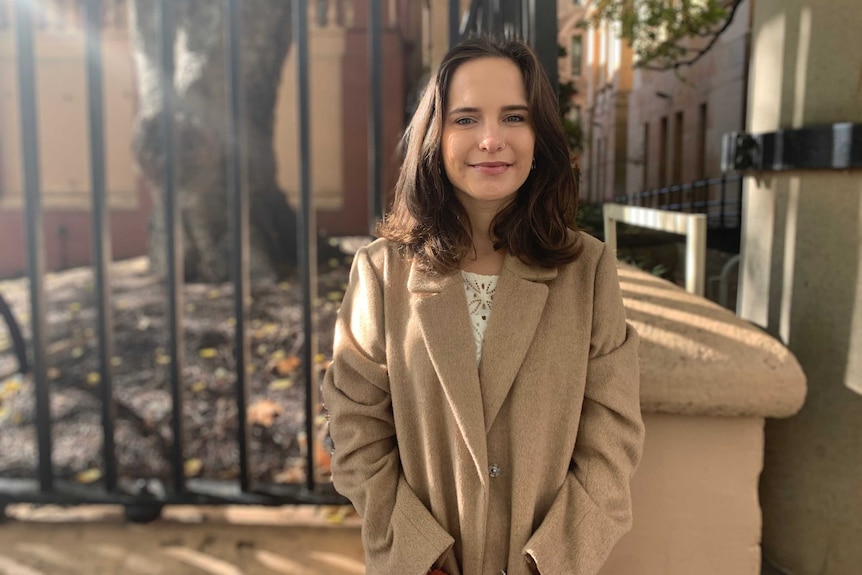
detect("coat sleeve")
[321,247,455,575]
[523,242,645,575]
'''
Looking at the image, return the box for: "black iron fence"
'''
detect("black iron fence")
[613,174,744,232]
[0,0,558,519]
[2,0,349,518]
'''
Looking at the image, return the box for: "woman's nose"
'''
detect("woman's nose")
[479,128,505,152]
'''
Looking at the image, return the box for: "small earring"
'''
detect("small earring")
[531,157,536,171]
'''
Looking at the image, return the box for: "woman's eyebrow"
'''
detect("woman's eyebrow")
[447,104,529,116]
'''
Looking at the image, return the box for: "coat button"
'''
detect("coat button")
[488,463,501,478]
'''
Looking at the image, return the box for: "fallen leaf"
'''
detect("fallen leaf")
[184,458,203,477]
[68,302,82,313]
[275,355,301,376]
[324,506,352,524]
[75,468,102,484]
[84,328,95,339]
[248,399,283,428]
[86,372,101,386]
[269,378,293,391]
[71,347,85,359]
[156,353,171,365]
[271,350,286,360]
[278,281,291,291]
[191,381,206,393]
[1,378,22,395]
[198,348,218,359]
[206,289,221,300]
[185,303,196,313]
[328,258,340,269]
[110,357,123,367]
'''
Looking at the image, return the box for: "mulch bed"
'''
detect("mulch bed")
[0,240,368,490]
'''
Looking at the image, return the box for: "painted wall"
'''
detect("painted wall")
[738,0,862,573]
[602,414,763,575]
[0,2,148,279]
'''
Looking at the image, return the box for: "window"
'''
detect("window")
[697,103,708,180]
[642,123,650,190]
[659,116,668,188]
[570,35,583,77]
[672,111,683,184]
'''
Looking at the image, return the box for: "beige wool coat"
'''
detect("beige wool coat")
[322,232,644,575]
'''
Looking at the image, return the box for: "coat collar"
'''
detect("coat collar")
[408,251,556,479]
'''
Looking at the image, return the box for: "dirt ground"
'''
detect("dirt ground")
[0,241,366,488]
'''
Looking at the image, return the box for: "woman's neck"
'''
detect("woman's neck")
[460,204,505,275]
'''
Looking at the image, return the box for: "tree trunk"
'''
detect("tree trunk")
[128,0,298,282]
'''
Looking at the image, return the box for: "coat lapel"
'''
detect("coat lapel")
[409,262,489,485]
[478,254,556,433]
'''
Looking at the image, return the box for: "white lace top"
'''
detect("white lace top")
[461,271,499,364]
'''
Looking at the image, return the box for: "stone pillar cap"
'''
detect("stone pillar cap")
[620,264,807,418]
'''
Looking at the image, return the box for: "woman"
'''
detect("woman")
[322,36,644,575]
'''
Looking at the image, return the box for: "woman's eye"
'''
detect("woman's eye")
[505,115,526,123]
[454,117,475,126]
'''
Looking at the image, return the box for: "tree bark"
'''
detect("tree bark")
[128,0,297,282]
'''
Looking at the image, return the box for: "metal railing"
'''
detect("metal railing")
[603,204,707,296]
[613,174,743,231]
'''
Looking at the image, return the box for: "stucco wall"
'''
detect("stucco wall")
[602,414,763,575]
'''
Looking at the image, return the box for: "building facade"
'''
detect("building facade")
[574,0,750,208]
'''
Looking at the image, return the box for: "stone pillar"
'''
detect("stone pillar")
[738,0,862,573]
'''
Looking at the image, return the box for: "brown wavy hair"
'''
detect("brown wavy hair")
[378,36,581,274]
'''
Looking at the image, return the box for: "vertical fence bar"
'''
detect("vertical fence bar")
[448,0,460,47]
[294,0,319,493]
[720,175,727,229]
[14,0,53,492]
[159,0,185,495]
[85,0,117,492]
[368,0,383,231]
[530,0,557,91]
[225,0,251,492]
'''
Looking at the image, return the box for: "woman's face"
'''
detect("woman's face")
[441,57,536,212]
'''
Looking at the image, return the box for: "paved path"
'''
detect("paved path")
[0,505,365,575]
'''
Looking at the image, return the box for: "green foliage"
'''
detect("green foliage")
[588,0,743,70]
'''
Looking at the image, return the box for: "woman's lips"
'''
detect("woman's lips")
[470,162,511,175]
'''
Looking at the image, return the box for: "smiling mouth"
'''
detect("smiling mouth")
[470,162,511,168]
